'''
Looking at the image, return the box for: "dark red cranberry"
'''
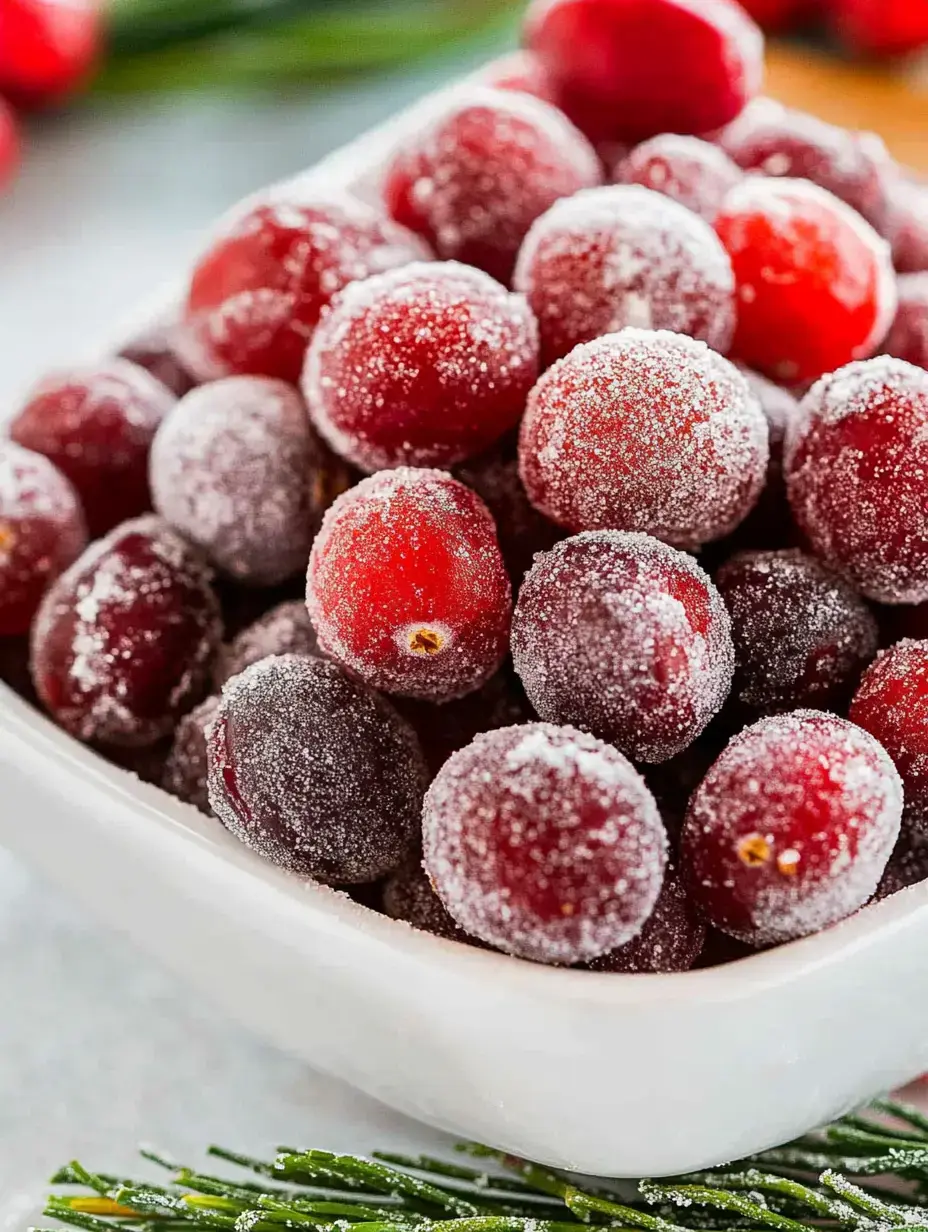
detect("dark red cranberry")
[214,600,320,689]
[884,273,928,370]
[614,134,742,222]
[584,868,705,973]
[162,695,221,816]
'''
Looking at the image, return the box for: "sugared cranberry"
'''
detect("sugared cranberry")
[518,330,768,548]
[715,177,897,384]
[214,599,320,689]
[303,262,538,472]
[478,51,558,106]
[512,532,734,762]
[614,135,742,223]
[514,185,735,366]
[119,319,196,399]
[874,832,928,900]
[207,654,426,884]
[0,99,21,191]
[307,469,511,702]
[584,867,705,973]
[827,0,928,57]
[383,857,481,945]
[523,0,763,145]
[726,367,802,550]
[785,357,928,604]
[851,640,928,834]
[423,722,667,963]
[150,377,346,587]
[31,516,222,747]
[0,0,100,107]
[682,710,902,945]
[716,549,878,714]
[884,273,928,370]
[181,194,429,384]
[10,359,176,538]
[0,441,87,637]
[161,694,220,816]
[889,181,928,274]
[382,87,600,285]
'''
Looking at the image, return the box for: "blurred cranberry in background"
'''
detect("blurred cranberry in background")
[826,0,928,57]
[0,0,101,107]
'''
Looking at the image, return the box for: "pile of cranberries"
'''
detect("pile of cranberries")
[7,0,928,973]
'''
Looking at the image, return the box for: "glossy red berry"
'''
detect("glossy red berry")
[161,694,220,816]
[0,0,100,107]
[585,867,705,972]
[0,98,21,192]
[889,181,928,274]
[303,262,539,472]
[614,134,742,222]
[514,184,735,366]
[214,599,321,689]
[307,469,511,702]
[523,0,764,145]
[519,330,768,548]
[10,359,176,538]
[31,516,222,747]
[884,273,928,370]
[717,177,897,384]
[181,194,429,384]
[827,0,928,57]
[0,440,87,636]
[681,710,902,945]
[512,532,734,762]
[423,722,667,964]
[207,654,426,884]
[785,357,928,604]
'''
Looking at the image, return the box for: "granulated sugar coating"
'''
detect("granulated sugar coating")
[513,185,736,366]
[851,640,928,835]
[785,357,928,604]
[584,866,706,972]
[422,722,667,963]
[214,599,320,689]
[162,694,220,816]
[180,193,430,385]
[884,273,928,371]
[30,516,222,748]
[10,358,177,538]
[889,180,928,274]
[303,262,539,473]
[207,654,426,884]
[307,469,512,702]
[150,377,344,587]
[518,330,768,548]
[382,86,601,285]
[511,532,734,763]
[614,135,743,223]
[716,549,879,714]
[681,710,903,945]
[0,441,87,637]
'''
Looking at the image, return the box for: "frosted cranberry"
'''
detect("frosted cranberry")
[585,867,705,972]
[514,185,735,366]
[215,599,320,689]
[828,0,928,56]
[889,181,928,274]
[512,532,734,762]
[303,262,538,472]
[851,640,928,834]
[718,99,893,231]
[31,516,221,747]
[307,469,511,702]
[479,51,558,106]
[383,857,481,945]
[727,367,802,550]
[207,654,426,884]
[682,711,902,945]
[716,549,878,714]
[0,0,100,107]
[785,357,928,604]
[524,0,763,145]
[519,330,768,548]
[716,177,897,384]
[119,321,196,399]
[0,441,87,637]
[382,87,600,284]
[423,722,667,963]
[161,695,220,816]
[614,135,742,223]
[884,273,928,370]
[181,194,429,384]
[10,359,176,537]
[875,832,928,900]
[0,99,21,191]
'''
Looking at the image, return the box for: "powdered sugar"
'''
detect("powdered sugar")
[214,599,321,689]
[614,134,742,222]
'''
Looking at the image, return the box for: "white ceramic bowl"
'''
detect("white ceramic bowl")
[3,82,928,1181]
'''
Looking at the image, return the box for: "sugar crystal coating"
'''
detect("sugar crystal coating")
[207,653,426,884]
[214,599,321,689]
[584,866,706,973]
[512,532,734,763]
[162,694,220,816]
[423,722,668,963]
[681,710,902,945]
[614,134,742,222]
[884,273,928,371]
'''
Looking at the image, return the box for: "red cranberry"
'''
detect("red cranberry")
[736,0,818,31]
[827,0,928,56]
[10,359,176,538]
[512,532,734,762]
[514,185,735,367]
[889,181,928,274]
[423,722,667,963]
[382,87,600,285]
[0,0,100,107]
[181,194,429,384]
[31,516,222,747]
[303,262,538,472]
[518,330,768,548]
[478,51,558,106]
[884,273,928,370]
[523,0,763,145]
[716,548,878,714]
[307,469,511,702]
[614,135,742,223]
[383,857,481,945]
[584,867,705,973]
[207,654,426,884]
[874,832,928,900]
[716,177,897,384]
[785,357,928,604]
[119,319,197,399]
[0,441,87,637]
[161,695,220,816]
[682,710,902,945]
[851,640,928,835]
[215,599,320,689]
[0,99,21,191]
